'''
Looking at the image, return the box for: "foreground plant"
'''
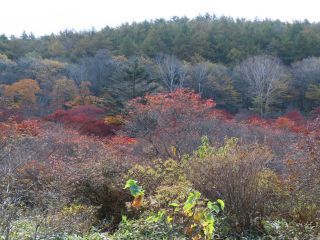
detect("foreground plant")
[122,179,225,239]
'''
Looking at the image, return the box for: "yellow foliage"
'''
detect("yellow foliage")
[41,59,67,69]
[127,159,188,192]
[66,95,107,108]
[104,115,123,126]
[4,79,40,105]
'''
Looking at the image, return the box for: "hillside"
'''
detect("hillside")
[0,15,320,239]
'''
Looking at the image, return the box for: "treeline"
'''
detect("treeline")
[0,15,320,116]
[2,15,320,64]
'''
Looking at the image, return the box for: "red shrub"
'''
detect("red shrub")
[46,105,119,137]
[275,117,308,134]
[245,115,269,127]
[284,110,305,124]
[125,89,217,158]
[275,117,295,129]
[15,119,41,136]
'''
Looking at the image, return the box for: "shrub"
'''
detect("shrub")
[15,119,41,136]
[46,105,120,137]
[126,159,188,194]
[125,89,218,158]
[119,179,225,240]
[285,134,320,223]
[186,136,285,230]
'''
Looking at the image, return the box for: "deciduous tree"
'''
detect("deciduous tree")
[234,55,290,116]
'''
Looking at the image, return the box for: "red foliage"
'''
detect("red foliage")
[274,117,309,134]
[15,119,41,136]
[243,113,309,135]
[126,89,218,158]
[103,135,139,161]
[127,89,216,128]
[284,110,305,124]
[275,117,295,129]
[245,115,269,127]
[108,136,137,145]
[46,105,119,137]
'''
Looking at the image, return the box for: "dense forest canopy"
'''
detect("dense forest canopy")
[0,15,320,116]
[1,15,320,64]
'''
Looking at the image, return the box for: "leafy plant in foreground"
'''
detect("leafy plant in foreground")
[124,179,145,209]
[123,179,225,239]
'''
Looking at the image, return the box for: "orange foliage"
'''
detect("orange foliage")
[15,119,41,136]
[132,195,143,208]
[245,115,269,127]
[127,89,216,128]
[275,117,295,129]
[3,79,40,106]
[125,89,218,158]
[275,117,308,134]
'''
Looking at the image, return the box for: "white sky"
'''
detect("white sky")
[0,0,319,37]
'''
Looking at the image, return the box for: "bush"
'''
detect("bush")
[117,179,225,240]
[46,105,120,137]
[125,89,218,158]
[126,159,188,194]
[186,136,286,230]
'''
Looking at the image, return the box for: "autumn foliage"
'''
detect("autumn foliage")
[1,86,319,238]
[126,89,218,157]
[46,105,119,137]
[3,79,40,106]
[15,119,41,136]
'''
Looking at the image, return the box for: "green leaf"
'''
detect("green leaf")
[202,213,215,238]
[124,179,137,189]
[217,199,225,211]
[124,179,144,197]
[207,201,220,213]
[183,191,201,215]
[169,203,179,207]
[121,215,128,223]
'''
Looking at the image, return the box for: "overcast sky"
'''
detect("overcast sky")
[0,0,319,37]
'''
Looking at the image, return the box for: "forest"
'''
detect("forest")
[0,15,320,239]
